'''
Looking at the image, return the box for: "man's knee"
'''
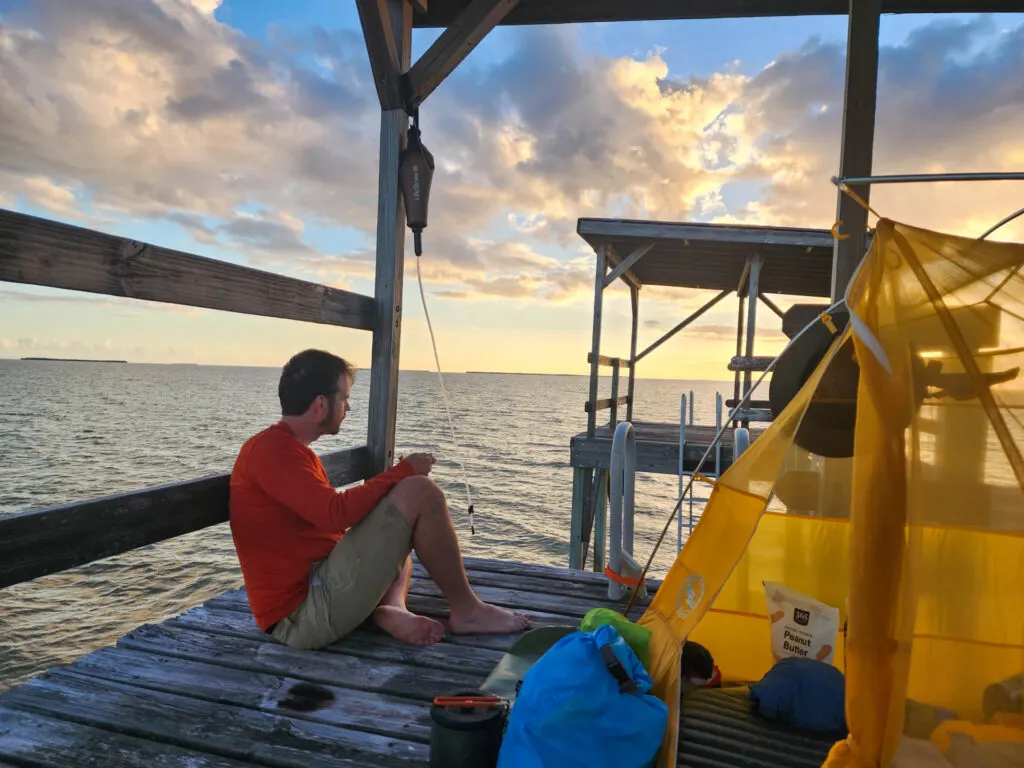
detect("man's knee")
[388,475,446,523]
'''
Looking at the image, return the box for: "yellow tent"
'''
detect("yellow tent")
[638,218,1024,767]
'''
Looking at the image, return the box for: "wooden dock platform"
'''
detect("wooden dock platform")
[571,420,765,475]
[0,557,655,767]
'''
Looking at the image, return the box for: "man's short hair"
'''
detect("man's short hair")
[278,349,356,416]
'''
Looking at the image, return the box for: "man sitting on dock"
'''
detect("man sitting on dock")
[228,349,530,649]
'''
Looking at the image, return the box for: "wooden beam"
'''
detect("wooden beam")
[603,243,652,288]
[586,245,608,437]
[633,288,732,364]
[606,245,642,290]
[831,0,880,301]
[411,0,428,11]
[609,366,621,426]
[587,353,629,369]
[626,284,639,423]
[367,0,413,476]
[728,355,774,372]
[0,447,372,589]
[742,254,762,427]
[356,0,404,110]
[736,256,752,297]
[759,293,785,319]
[0,209,375,331]
[579,219,836,250]
[414,0,1024,28]
[584,395,630,414]
[406,0,520,109]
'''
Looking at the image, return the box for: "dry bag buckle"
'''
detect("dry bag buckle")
[600,644,638,695]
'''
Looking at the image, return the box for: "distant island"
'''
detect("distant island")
[465,371,580,376]
[21,357,128,363]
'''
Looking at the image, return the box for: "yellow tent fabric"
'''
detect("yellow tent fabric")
[638,219,1024,768]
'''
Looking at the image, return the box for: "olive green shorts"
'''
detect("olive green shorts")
[270,497,413,650]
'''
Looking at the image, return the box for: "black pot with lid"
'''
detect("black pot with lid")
[429,690,507,768]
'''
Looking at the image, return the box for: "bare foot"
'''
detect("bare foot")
[448,601,531,635]
[373,605,446,646]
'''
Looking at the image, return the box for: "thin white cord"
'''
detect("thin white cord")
[415,254,475,532]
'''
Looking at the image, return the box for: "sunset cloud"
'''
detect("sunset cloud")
[1,2,1022,371]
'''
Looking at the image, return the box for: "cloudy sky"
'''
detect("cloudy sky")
[2,1,1023,378]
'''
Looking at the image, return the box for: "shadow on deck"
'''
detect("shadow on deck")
[0,556,658,767]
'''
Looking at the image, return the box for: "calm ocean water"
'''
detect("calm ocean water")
[0,359,732,690]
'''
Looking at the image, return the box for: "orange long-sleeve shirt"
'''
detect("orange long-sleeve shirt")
[228,422,415,630]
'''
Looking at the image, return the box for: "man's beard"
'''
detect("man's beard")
[319,402,342,434]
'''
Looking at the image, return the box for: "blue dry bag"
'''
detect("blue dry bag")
[496,624,668,768]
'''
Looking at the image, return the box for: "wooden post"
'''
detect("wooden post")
[569,467,587,569]
[367,0,412,475]
[593,469,608,573]
[831,0,880,302]
[627,284,639,423]
[587,245,608,438]
[609,365,620,428]
[742,255,762,428]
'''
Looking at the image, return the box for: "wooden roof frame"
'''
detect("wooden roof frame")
[577,218,843,297]
[353,0,1024,475]
[410,0,1024,27]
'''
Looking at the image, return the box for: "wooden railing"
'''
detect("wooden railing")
[584,354,631,428]
[0,208,380,588]
[0,447,371,589]
[0,209,374,330]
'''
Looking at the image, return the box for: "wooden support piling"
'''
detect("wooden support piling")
[586,245,608,438]
[831,0,880,301]
[366,0,413,476]
[627,284,639,423]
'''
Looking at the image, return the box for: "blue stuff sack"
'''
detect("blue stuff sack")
[497,624,668,768]
[749,657,847,734]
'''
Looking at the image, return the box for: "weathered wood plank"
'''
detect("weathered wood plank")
[605,244,642,290]
[169,605,508,671]
[455,555,664,589]
[571,429,740,474]
[3,669,423,767]
[0,209,374,330]
[725,398,771,410]
[117,624,483,701]
[202,596,572,654]
[728,356,774,372]
[758,293,785,319]
[586,244,608,437]
[831,0,880,301]
[0,446,370,589]
[427,562,660,596]
[587,353,629,369]
[60,647,433,747]
[0,706,253,768]
[413,0,1023,27]
[406,0,520,109]
[404,580,640,620]
[584,394,629,413]
[356,0,404,110]
[604,243,653,287]
[211,573,642,623]
[627,283,639,422]
[633,288,732,364]
[207,590,580,651]
[367,0,413,477]
[578,219,836,249]
[171,606,504,677]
